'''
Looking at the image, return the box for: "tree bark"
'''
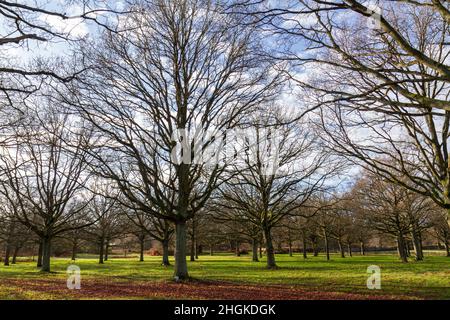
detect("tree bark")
[324,230,330,261]
[288,239,293,257]
[235,240,241,257]
[190,232,196,262]
[263,227,276,268]
[12,246,20,264]
[312,239,319,257]
[3,243,11,266]
[347,243,352,257]
[445,241,450,257]
[162,239,170,266]
[411,228,424,261]
[37,240,43,268]
[99,238,104,264]
[139,236,145,262]
[174,221,189,280]
[71,242,77,261]
[104,240,109,261]
[397,233,408,263]
[338,239,345,258]
[252,238,259,262]
[302,232,307,259]
[360,241,365,255]
[41,237,52,272]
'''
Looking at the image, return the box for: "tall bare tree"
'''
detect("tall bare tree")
[0,103,94,272]
[233,1,450,219]
[213,111,341,268]
[63,0,281,279]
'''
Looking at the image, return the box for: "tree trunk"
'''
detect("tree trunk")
[411,229,424,261]
[41,237,52,272]
[338,239,345,258]
[3,243,11,266]
[104,240,109,261]
[195,241,199,260]
[397,233,408,263]
[347,243,352,257]
[445,241,450,257]
[139,236,145,262]
[71,242,77,261]
[174,221,189,280]
[252,238,259,262]
[263,227,276,268]
[259,245,263,258]
[99,238,104,264]
[323,230,330,261]
[209,245,213,256]
[360,241,365,255]
[235,240,241,257]
[404,240,411,257]
[190,233,196,262]
[37,240,43,268]
[288,239,293,257]
[12,246,20,264]
[312,240,319,257]
[190,218,196,262]
[162,239,170,266]
[301,232,307,259]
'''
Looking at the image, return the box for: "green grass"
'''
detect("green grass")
[0,253,449,300]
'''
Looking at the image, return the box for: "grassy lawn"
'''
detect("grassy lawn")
[0,253,449,300]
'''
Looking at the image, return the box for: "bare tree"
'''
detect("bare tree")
[124,206,174,266]
[63,0,281,279]
[431,208,450,257]
[0,104,94,272]
[233,1,450,220]
[84,186,126,264]
[214,110,340,268]
[353,171,433,262]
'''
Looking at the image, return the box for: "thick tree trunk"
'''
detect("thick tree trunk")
[71,242,77,261]
[174,221,189,280]
[360,241,365,255]
[162,239,170,266]
[338,239,345,258]
[323,230,330,261]
[99,238,104,264]
[397,233,408,263]
[37,240,43,268]
[12,246,20,264]
[406,241,411,257]
[139,236,145,262]
[312,240,319,257]
[347,243,352,257]
[263,227,276,268]
[104,240,110,261]
[41,237,52,272]
[3,243,11,266]
[411,229,424,261]
[259,245,263,258]
[252,238,259,262]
